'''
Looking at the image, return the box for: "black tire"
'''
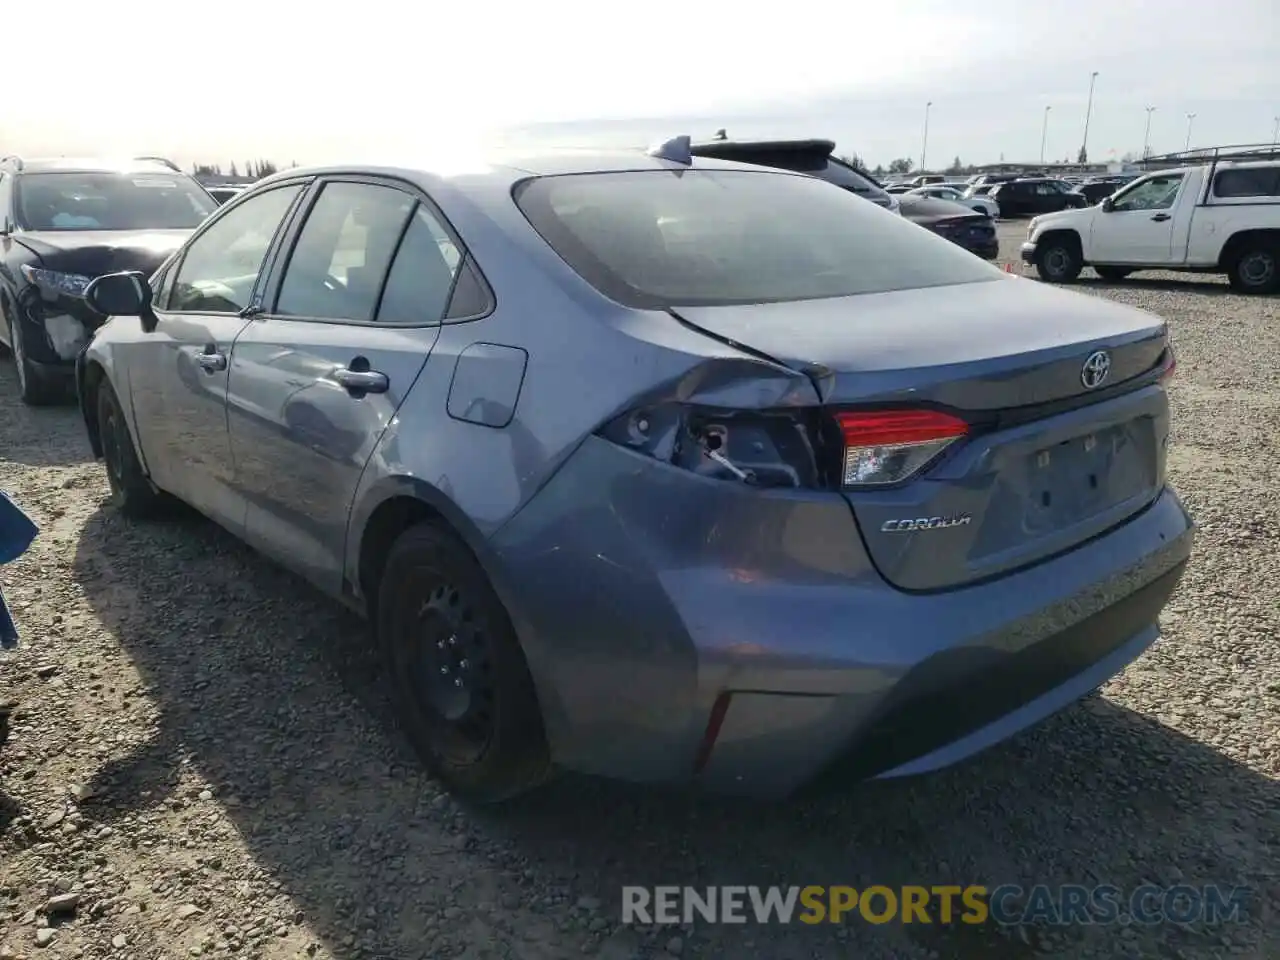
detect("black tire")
[1226,242,1280,295]
[9,317,62,406]
[1035,238,1083,283]
[96,380,169,518]
[1094,266,1133,282]
[377,523,552,803]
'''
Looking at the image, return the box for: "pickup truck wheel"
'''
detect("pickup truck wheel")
[1094,267,1133,282]
[377,522,553,803]
[1035,240,1082,283]
[1228,244,1280,294]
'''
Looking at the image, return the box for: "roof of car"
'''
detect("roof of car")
[260,147,802,189]
[3,156,186,176]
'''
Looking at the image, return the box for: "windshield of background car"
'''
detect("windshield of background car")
[515,169,999,308]
[15,172,216,231]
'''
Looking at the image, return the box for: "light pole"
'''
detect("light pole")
[1143,106,1157,158]
[1040,106,1051,164]
[1185,113,1196,152]
[1272,115,1279,146]
[920,101,932,173]
[1080,71,1099,162]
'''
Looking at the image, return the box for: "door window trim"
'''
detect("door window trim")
[162,178,314,316]
[258,173,495,329]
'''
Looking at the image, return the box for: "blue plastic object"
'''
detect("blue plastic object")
[0,490,38,649]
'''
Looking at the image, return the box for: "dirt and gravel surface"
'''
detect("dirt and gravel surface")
[1,220,1278,960]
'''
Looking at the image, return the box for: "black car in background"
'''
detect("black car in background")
[897,194,999,260]
[1072,176,1137,205]
[206,184,249,205]
[688,137,898,210]
[987,178,1090,218]
[691,137,997,259]
[0,155,216,404]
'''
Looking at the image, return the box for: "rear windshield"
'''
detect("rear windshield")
[16,171,216,231]
[515,170,998,308]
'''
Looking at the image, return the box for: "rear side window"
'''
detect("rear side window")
[1214,168,1280,198]
[376,205,463,324]
[515,169,997,309]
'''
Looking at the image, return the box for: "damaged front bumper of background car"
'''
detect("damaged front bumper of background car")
[18,265,103,365]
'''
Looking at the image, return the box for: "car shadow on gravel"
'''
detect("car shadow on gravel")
[70,504,1279,960]
[0,368,95,467]
[1079,275,1236,296]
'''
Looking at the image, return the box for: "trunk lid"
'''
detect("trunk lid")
[672,276,1171,591]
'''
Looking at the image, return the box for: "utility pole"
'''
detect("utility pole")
[1272,115,1279,146]
[1040,106,1051,164]
[920,101,932,172]
[1143,106,1157,158]
[1080,71,1099,162]
[1185,113,1196,152]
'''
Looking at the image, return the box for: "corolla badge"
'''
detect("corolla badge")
[881,514,973,533]
[1081,350,1111,390]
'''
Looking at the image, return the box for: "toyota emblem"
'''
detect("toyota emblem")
[1081,350,1111,390]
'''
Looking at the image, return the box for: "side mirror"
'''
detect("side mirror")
[1100,196,1114,212]
[85,270,150,316]
[85,271,158,331]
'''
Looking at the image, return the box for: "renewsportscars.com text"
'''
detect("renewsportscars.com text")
[621,884,1250,926]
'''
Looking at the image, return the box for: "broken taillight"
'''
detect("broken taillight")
[836,409,969,487]
[595,403,826,489]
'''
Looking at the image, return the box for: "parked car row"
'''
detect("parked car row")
[688,138,999,260]
[884,171,1144,220]
[1022,147,1280,293]
[2,136,1200,806]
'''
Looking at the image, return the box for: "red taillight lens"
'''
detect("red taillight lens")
[1160,348,1177,382]
[835,409,969,487]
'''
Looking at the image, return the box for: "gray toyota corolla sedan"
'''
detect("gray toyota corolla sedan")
[74,137,1193,803]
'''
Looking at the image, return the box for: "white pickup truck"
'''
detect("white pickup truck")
[1020,151,1280,294]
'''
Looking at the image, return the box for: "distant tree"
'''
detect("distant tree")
[1120,151,1138,163]
[193,163,218,178]
[290,160,299,169]
[257,160,279,178]
[888,157,914,174]
[871,164,886,177]
[946,155,964,174]
[840,153,865,170]
[230,161,239,178]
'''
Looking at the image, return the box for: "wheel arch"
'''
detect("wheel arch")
[1217,228,1280,270]
[1038,228,1084,257]
[78,357,108,458]
[347,476,567,742]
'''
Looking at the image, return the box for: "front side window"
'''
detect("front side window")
[275,181,415,321]
[515,169,998,309]
[14,172,216,231]
[169,184,303,313]
[1111,174,1184,212]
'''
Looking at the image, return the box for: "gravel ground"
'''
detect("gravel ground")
[1,220,1278,960]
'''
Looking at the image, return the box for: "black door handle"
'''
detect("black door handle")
[1150,213,1171,222]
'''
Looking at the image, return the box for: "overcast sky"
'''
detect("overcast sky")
[3,0,1277,171]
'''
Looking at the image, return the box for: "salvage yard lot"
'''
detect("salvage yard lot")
[1,219,1278,960]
